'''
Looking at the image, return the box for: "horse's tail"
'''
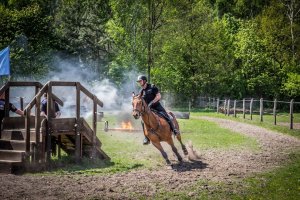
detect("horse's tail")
[168,111,180,131]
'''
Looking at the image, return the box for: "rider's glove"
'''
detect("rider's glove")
[148,101,154,108]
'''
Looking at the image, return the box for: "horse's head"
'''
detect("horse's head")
[132,95,146,119]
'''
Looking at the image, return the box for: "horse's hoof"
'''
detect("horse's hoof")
[178,156,183,162]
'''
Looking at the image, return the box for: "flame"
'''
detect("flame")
[121,121,133,130]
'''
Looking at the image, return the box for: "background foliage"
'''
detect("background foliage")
[0,0,299,101]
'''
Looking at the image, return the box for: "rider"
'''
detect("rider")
[136,75,180,145]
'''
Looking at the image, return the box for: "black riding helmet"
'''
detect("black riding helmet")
[136,75,147,82]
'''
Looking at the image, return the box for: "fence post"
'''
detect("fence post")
[233,100,237,117]
[290,99,294,129]
[189,101,191,113]
[20,97,24,110]
[273,99,277,125]
[224,99,227,115]
[260,98,263,122]
[243,98,245,119]
[216,98,220,113]
[250,98,253,120]
[227,99,230,116]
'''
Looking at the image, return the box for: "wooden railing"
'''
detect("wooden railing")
[23,81,103,163]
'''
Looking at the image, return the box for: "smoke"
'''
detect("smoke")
[8,55,143,120]
[45,56,140,118]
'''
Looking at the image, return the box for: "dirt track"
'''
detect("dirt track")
[1,117,300,199]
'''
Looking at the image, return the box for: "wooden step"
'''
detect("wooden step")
[0,139,35,151]
[1,129,39,141]
[0,160,23,174]
[0,150,25,162]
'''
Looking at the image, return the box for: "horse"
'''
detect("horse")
[132,95,188,165]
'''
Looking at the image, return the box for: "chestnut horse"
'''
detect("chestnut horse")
[132,95,188,165]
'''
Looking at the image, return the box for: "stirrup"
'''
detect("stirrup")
[173,129,180,135]
[143,137,150,145]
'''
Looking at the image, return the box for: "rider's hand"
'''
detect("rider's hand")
[148,101,154,108]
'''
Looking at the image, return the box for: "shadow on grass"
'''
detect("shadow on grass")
[25,155,146,175]
[25,156,114,174]
[171,159,208,172]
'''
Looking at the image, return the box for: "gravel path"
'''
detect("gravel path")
[1,117,299,199]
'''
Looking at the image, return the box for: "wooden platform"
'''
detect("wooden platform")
[0,81,109,174]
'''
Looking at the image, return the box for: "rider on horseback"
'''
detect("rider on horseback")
[136,75,180,145]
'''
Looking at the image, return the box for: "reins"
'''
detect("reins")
[133,97,160,133]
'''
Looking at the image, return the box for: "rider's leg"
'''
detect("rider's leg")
[141,121,150,145]
[159,111,180,135]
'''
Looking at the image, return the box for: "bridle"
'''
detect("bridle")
[132,96,146,117]
[132,96,160,133]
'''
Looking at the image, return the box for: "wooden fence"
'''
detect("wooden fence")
[216,98,299,129]
[166,96,299,130]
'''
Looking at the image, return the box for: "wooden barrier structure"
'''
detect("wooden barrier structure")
[216,97,298,130]
[0,81,109,173]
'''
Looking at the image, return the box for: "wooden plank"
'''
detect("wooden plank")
[6,81,42,87]
[51,81,77,87]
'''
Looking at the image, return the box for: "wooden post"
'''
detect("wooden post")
[92,95,97,159]
[233,100,237,117]
[75,82,81,162]
[208,97,211,109]
[46,84,52,162]
[250,98,253,120]
[216,98,220,113]
[224,99,227,115]
[34,85,40,162]
[34,95,41,163]
[188,101,191,112]
[227,99,230,116]
[290,99,294,129]
[25,108,31,162]
[260,98,263,122]
[273,99,277,125]
[4,88,9,117]
[20,97,24,110]
[58,135,61,159]
[243,98,245,119]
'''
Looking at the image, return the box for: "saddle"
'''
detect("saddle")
[150,109,179,130]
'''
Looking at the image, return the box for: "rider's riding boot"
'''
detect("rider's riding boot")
[143,136,150,145]
[169,121,180,135]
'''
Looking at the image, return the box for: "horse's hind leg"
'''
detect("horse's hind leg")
[166,139,182,162]
[175,134,188,155]
[152,141,171,165]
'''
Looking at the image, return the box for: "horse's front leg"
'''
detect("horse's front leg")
[152,141,171,165]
